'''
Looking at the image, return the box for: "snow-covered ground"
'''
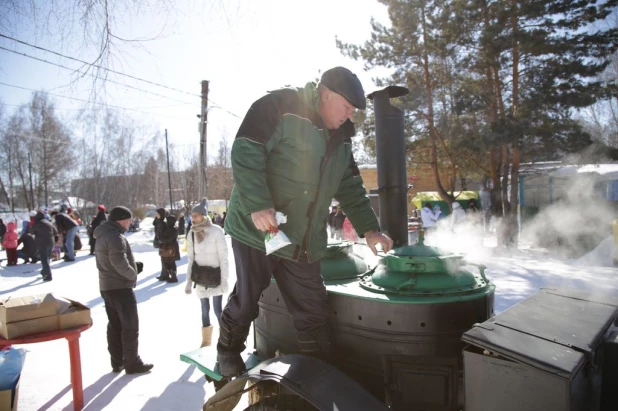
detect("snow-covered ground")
[0,225,616,410]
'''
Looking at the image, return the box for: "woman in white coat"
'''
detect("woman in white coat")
[185,198,229,347]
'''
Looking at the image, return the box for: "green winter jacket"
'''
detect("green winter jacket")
[224,82,379,262]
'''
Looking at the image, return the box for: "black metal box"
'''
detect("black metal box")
[601,330,618,410]
[462,288,618,411]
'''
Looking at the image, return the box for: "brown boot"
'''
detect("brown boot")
[201,326,213,348]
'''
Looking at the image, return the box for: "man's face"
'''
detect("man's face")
[319,89,356,130]
[117,218,132,230]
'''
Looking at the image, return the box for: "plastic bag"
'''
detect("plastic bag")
[265,212,292,255]
[0,347,27,390]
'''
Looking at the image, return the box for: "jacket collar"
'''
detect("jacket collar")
[107,220,127,234]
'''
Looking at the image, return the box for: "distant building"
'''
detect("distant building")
[520,162,618,207]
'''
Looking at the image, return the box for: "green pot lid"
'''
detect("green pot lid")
[360,243,490,297]
[391,229,450,259]
[321,241,371,281]
[391,243,444,258]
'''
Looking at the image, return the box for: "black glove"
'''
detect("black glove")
[136,261,143,274]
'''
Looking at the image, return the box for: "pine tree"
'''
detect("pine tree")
[339,0,472,205]
[339,0,618,246]
[463,0,618,245]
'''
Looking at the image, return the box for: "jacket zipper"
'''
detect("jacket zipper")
[300,129,347,262]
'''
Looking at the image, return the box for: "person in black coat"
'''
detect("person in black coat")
[332,208,346,240]
[0,219,6,250]
[52,210,79,261]
[159,215,179,283]
[177,214,186,236]
[17,232,38,263]
[327,206,337,239]
[95,206,152,374]
[30,211,58,281]
[89,205,108,255]
[153,208,169,281]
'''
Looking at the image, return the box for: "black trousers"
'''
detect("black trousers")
[101,288,141,369]
[160,260,176,279]
[220,239,329,354]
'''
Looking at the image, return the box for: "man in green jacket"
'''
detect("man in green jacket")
[218,66,393,376]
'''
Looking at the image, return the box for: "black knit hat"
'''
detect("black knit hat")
[109,206,132,222]
[320,67,366,110]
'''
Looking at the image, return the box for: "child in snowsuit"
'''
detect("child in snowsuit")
[2,222,19,266]
[52,233,64,261]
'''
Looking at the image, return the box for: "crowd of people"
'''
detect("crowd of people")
[418,192,492,236]
[0,206,87,280]
[92,198,229,374]
[0,201,230,375]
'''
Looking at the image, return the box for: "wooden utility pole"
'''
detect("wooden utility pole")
[28,152,35,210]
[199,80,209,199]
[43,143,48,207]
[7,144,14,214]
[165,129,174,212]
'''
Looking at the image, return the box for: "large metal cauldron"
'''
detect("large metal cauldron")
[255,237,495,410]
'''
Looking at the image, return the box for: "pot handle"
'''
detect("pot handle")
[463,261,489,283]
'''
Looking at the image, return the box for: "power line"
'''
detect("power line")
[0,102,187,111]
[0,81,192,119]
[6,133,71,145]
[208,97,243,119]
[0,46,196,106]
[0,32,244,120]
[0,32,201,98]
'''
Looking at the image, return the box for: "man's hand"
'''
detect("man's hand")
[251,208,277,232]
[364,230,394,255]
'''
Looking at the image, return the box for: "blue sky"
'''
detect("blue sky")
[0,0,390,160]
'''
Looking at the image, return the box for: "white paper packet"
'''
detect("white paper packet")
[265,212,292,255]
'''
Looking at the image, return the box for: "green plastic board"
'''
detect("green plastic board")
[179,349,262,381]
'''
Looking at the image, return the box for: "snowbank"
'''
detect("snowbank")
[573,235,615,267]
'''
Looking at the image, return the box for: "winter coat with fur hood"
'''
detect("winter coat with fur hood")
[184,217,229,298]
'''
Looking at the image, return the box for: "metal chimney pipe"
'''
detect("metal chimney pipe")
[368,86,409,248]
